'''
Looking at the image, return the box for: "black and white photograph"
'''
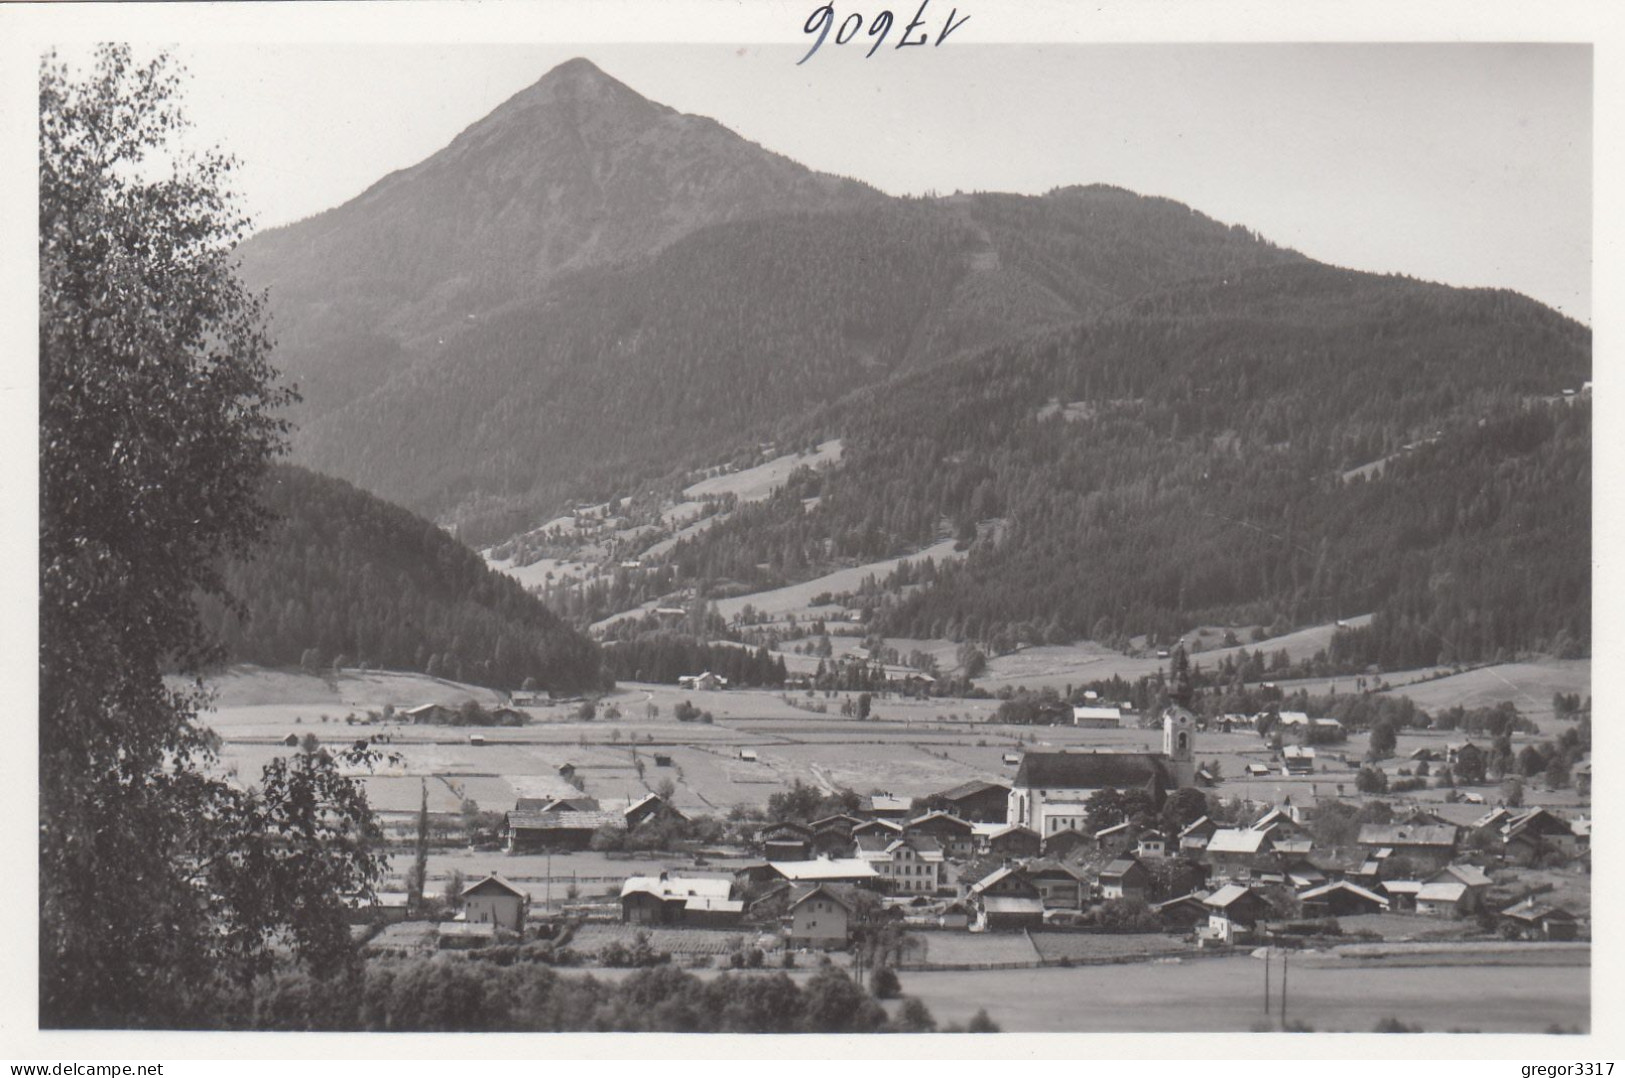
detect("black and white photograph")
[5,0,1617,1056]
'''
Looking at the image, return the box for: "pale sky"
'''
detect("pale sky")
[163,42,1592,323]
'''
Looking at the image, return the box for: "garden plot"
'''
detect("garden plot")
[903,931,1041,967]
[1028,933,1190,963]
[571,924,784,958]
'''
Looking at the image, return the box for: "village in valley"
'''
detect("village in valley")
[204,639,1592,1034]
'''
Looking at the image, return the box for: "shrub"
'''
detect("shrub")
[896,997,937,1033]
[869,966,901,1000]
[1374,1016,1423,1033]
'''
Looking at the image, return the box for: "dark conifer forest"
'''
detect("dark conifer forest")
[195,466,604,691]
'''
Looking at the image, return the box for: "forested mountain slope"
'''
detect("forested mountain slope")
[235,58,1302,531]
[665,263,1590,664]
[195,466,604,692]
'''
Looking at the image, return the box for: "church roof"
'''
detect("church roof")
[1013,751,1173,791]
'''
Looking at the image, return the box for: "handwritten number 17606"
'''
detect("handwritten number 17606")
[798,0,969,64]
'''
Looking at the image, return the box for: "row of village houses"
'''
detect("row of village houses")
[478,777,1587,953]
[436,790,1586,951]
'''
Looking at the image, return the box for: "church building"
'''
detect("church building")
[1008,708,1197,837]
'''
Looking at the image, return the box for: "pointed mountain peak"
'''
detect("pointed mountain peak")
[508,56,653,111]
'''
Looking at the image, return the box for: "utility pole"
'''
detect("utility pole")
[1279,949,1289,1027]
[1263,948,1271,1013]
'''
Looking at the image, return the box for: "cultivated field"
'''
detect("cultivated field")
[895,952,1589,1033]
[201,663,1588,840]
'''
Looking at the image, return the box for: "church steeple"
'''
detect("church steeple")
[1163,706,1196,787]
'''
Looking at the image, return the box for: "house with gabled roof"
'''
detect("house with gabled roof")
[1042,827,1092,860]
[767,857,879,885]
[1098,856,1151,903]
[932,779,1012,823]
[758,821,815,861]
[1297,880,1389,917]
[625,792,686,831]
[1179,815,1218,853]
[861,793,912,819]
[460,873,530,931]
[620,873,741,927]
[1204,827,1273,878]
[1498,897,1580,941]
[1025,859,1088,909]
[1201,884,1272,944]
[1152,892,1210,930]
[985,823,1041,859]
[788,883,864,949]
[1415,868,1488,918]
[903,811,976,859]
[506,809,623,853]
[1356,823,1459,874]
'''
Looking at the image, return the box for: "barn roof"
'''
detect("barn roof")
[1357,824,1459,848]
[936,779,1011,802]
[1013,751,1172,790]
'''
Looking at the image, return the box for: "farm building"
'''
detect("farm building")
[980,894,1046,932]
[460,873,530,931]
[759,821,815,861]
[403,703,457,725]
[861,793,912,819]
[506,809,622,853]
[1415,864,1492,917]
[1498,899,1581,941]
[620,874,742,928]
[1072,705,1122,728]
[1281,745,1315,775]
[985,824,1041,859]
[1024,860,1088,909]
[1136,830,1168,859]
[738,748,758,762]
[1204,828,1273,878]
[1297,880,1389,917]
[766,857,879,886]
[1501,808,1578,865]
[902,811,977,858]
[1379,879,1423,912]
[932,779,1012,823]
[811,817,861,858]
[1201,884,1272,944]
[1179,816,1218,853]
[515,795,599,813]
[1097,857,1151,903]
[1356,823,1460,874]
[1041,827,1092,860]
[788,883,863,949]
[678,672,729,691]
[1093,820,1134,854]
[625,792,687,831]
[1152,893,1209,930]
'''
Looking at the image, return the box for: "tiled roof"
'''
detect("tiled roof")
[1013,751,1173,790]
[1357,824,1459,848]
[509,810,623,831]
